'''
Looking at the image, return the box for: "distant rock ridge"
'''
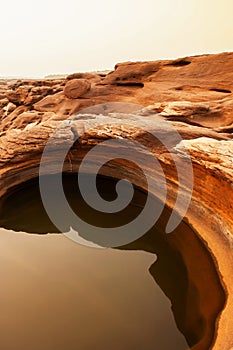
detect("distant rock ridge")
[0,52,233,350]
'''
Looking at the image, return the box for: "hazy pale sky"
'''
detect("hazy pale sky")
[1,0,232,77]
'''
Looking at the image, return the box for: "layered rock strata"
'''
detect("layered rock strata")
[0,52,233,349]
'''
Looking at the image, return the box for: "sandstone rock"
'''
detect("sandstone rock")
[8,111,43,130]
[0,105,28,132]
[66,72,101,83]
[6,85,31,104]
[102,61,161,85]
[0,98,9,108]
[0,52,233,350]
[24,86,53,105]
[150,101,210,117]
[33,92,64,112]
[3,102,16,115]
[63,79,91,99]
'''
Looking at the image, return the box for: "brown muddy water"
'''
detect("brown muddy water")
[0,174,223,350]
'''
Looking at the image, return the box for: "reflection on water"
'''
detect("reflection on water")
[0,229,188,350]
[0,174,222,350]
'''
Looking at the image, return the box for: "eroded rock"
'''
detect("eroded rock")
[63,79,91,99]
[0,52,233,350]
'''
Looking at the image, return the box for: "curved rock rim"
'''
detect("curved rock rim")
[0,111,232,349]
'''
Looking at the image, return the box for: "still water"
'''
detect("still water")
[0,174,191,350]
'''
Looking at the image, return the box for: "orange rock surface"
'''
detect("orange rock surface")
[0,52,233,350]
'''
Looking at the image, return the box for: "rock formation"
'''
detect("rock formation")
[0,52,233,349]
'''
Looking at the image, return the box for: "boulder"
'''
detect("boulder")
[63,79,91,99]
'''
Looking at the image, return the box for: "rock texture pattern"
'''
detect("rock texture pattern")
[63,78,91,99]
[0,52,233,350]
